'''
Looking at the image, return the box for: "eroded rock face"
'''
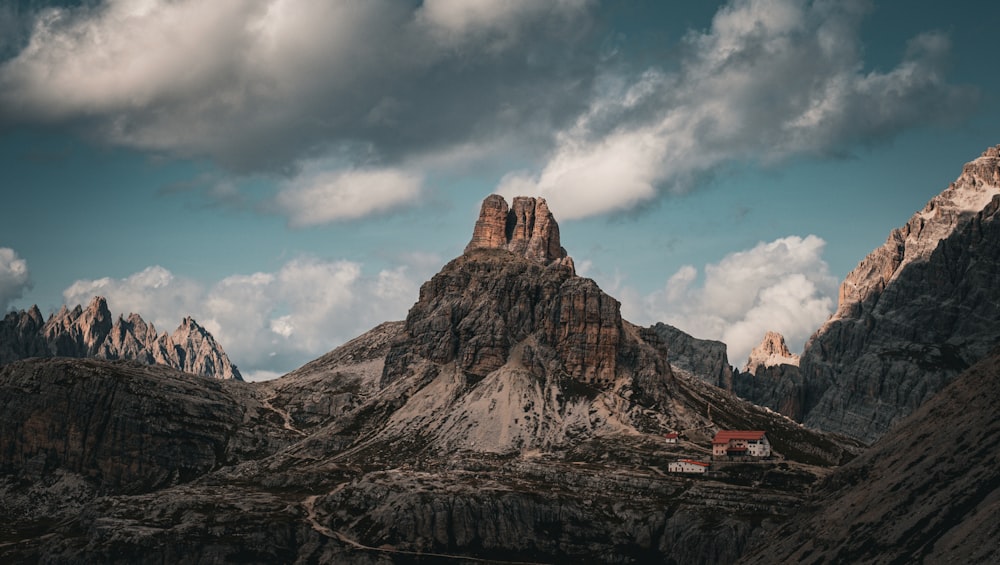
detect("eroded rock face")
[384,249,624,385]
[0,296,242,381]
[787,146,1000,442]
[743,331,799,374]
[465,194,572,268]
[650,322,734,389]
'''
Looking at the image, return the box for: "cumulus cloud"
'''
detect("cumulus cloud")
[618,235,838,365]
[62,256,434,378]
[0,247,31,311]
[498,0,977,219]
[273,166,422,227]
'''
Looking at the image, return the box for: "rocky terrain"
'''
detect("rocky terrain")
[0,296,242,380]
[737,146,1000,443]
[739,346,1000,564]
[0,195,861,564]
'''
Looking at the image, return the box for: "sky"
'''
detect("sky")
[1,0,998,380]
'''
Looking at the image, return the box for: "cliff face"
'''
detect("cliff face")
[0,297,242,381]
[649,322,734,389]
[793,146,1000,443]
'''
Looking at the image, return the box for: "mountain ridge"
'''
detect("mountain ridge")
[0,296,242,380]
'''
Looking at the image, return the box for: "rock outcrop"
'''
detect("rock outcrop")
[743,145,1000,442]
[465,194,573,269]
[740,346,1000,565]
[742,331,799,374]
[650,322,734,389]
[0,296,243,380]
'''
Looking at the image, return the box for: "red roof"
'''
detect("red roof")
[712,430,766,444]
[680,459,710,467]
[664,433,679,439]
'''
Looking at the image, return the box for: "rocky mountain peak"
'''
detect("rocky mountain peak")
[759,144,1000,442]
[743,331,799,374]
[832,145,1000,323]
[465,194,573,270]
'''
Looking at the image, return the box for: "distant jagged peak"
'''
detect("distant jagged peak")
[744,331,799,374]
[465,194,575,271]
[832,144,1000,322]
[1,295,242,381]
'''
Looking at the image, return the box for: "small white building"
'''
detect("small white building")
[664,433,679,444]
[668,459,710,474]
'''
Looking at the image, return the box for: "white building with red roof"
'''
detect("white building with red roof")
[712,430,771,459]
[668,459,710,474]
[664,432,679,444]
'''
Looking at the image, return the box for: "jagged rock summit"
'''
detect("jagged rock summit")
[743,331,799,374]
[832,145,1000,323]
[0,296,242,381]
[465,194,574,270]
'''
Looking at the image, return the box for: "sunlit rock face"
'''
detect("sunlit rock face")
[793,145,1000,442]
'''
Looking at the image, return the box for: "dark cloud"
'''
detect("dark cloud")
[0,0,600,175]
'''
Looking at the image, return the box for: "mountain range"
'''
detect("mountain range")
[1,145,999,563]
[0,296,242,381]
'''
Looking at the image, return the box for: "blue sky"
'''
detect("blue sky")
[1,0,998,379]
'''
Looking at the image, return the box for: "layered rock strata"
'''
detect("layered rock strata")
[465,194,573,269]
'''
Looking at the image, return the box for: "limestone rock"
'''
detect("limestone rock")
[465,194,573,269]
[383,248,626,387]
[0,296,243,381]
[743,331,799,374]
[649,322,734,389]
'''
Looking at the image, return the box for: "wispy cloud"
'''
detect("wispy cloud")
[0,247,30,311]
[273,165,423,227]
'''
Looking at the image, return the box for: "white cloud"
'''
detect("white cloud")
[499,0,976,219]
[0,247,31,311]
[618,235,837,365]
[274,166,422,227]
[62,256,431,378]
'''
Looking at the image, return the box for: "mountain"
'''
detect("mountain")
[0,195,859,564]
[739,345,1000,564]
[742,331,799,374]
[0,296,243,380]
[740,145,1000,443]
